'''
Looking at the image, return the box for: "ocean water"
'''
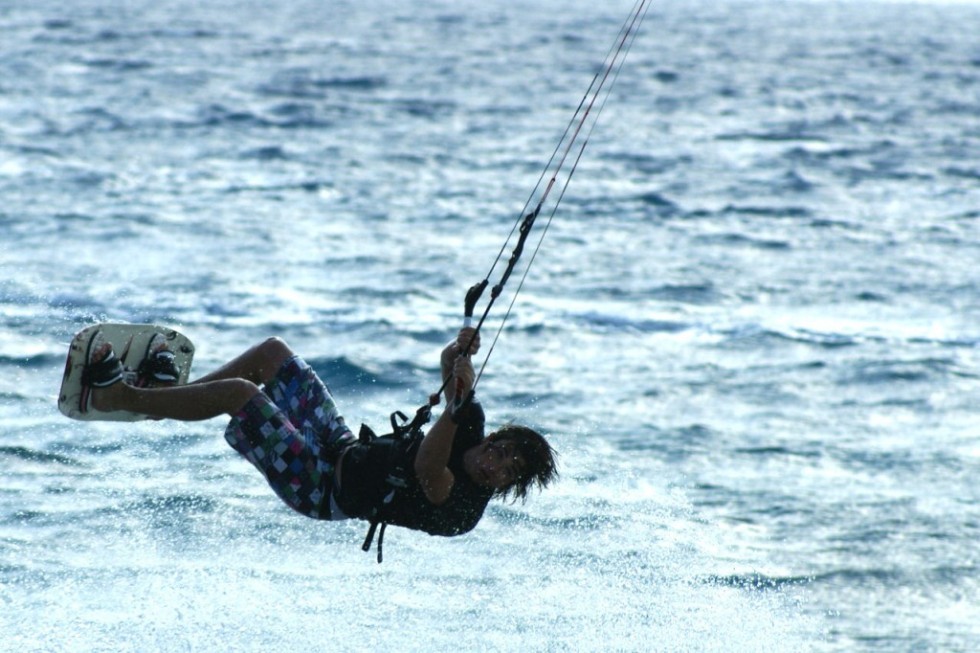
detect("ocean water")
[2,0,980,650]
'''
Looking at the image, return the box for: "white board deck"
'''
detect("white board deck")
[58,323,195,421]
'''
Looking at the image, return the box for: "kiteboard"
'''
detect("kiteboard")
[58,323,195,421]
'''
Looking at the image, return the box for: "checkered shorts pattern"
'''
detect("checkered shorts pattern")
[224,355,354,520]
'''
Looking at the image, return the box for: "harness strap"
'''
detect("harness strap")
[361,519,388,564]
[358,411,426,563]
[361,521,378,554]
[376,523,387,564]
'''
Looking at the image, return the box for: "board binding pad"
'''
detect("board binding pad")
[59,323,195,421]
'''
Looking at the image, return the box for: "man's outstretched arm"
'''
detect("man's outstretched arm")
[418,352,476,505]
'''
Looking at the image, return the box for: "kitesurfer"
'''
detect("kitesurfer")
[86,327,557,549]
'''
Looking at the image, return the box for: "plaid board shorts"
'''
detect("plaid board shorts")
[224,355,355,520]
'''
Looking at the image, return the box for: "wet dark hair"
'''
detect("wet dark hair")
[486,424,558,502]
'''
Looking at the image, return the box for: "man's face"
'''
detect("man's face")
[469,439,526,491]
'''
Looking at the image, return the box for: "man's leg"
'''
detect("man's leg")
[191,337,295,387]
[93,378,258,420]
[91,338,297,420]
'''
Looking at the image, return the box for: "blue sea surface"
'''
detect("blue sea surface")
[2,0,980,651]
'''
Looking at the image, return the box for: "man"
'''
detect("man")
[86,327,557,556]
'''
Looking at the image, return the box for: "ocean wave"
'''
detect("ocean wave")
[42,19,73,30]
[571,310,691,334]
[843,165,935,185]
[257,72,387,99]
[602,152,689,176]
[237,145,292,161]
[0,352,64,368]
[26,493,221,531]
[60,442,126,458]
[136,103,336,133]
[614,424,715,460]
[634,191,681,212]
[266,100,333,126]
[943,166,980,181]
[75,56,153,73]
[390,97,458,120]
[33,24,218,46]
[692,232,792,251]
[0,446,79,466]
[683,204,813,221]
[807,567,904,588]
[720,204,812,219]
[569,281,722,306]
[810,217,860,230]
[651,282,721,305]
[308,355,416,392]
[491,504,619,531]
[577,191,679,218]
[933,100,979,117]
[223,179,333,195]
[753,327,859,349]
[837,357,958,386]
[834,447,964,476]
[703,573,811,592]
[195,103,274,129]
[715,129,828,144]
[125,494,219,516]
[733,445,822,459]
[9,143,61,158]
[1,509,48,526]
[337,286,435,304]
[708,324,862,351]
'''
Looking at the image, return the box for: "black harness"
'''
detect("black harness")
[358,407,428,563]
